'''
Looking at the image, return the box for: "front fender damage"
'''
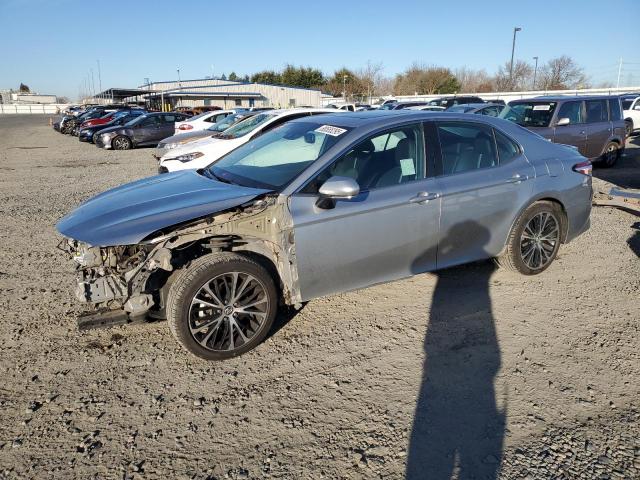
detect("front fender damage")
[60,194,300,329]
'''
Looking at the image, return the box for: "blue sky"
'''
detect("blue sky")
[1,0,639,99]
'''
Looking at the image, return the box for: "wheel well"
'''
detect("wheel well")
[536,198,568,243]
[235,250,284,298]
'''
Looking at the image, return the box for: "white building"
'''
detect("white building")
[135,77,323,110]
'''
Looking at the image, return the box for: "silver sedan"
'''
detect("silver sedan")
[57,111,592,360]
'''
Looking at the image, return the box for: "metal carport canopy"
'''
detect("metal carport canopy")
[158,91,262,99]
[96,88,152,101]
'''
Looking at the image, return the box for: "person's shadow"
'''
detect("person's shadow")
[628,222,640,258]
[407,221,505,479]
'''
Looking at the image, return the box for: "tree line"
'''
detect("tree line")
[217,55,594,100]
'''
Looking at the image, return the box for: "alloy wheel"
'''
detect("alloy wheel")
[520,212,559,270]
[113,137,130,150]
[604,144,618,166]
[188,272,269,352]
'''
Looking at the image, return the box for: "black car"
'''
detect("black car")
[94,112,190,150]
[78,111,147,143]
[427,95,486,109]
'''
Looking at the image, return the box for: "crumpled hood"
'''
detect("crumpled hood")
[57,170,271,246]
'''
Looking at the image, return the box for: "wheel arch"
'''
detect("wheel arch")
[505,195,569,249]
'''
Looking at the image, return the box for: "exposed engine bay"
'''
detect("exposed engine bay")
[58,194,300,329]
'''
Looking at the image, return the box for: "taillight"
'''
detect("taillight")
[178,124,193,130]
[572,161,592,176]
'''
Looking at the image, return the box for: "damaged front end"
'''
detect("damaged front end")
[58,192,301,331]
[58,240,174,329]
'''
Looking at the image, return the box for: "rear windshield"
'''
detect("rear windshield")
[206,113,251,132]
[622,98,635,110]
[500,102,557,127]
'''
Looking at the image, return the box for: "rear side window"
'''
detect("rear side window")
[437,122,498,175]
[585,100,608,123]
[556,101,583,124]
[494,129,520,164]
[608,99,622,121]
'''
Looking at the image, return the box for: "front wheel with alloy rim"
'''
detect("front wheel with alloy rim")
[112,135,132,150]
[496,201,562,275]
[167,253,278,360]
[599,142,620,168]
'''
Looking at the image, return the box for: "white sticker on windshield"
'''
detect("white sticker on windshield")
[399,158,416,176]
[315,125,347,137]
[533,105,551,111]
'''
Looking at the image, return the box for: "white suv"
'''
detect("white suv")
[622,95,640,136]
[159,108,343,173]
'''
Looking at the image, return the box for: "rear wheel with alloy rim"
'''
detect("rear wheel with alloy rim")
[167,253,278,360]
[496,201,562,275]
[599,142,620,168]
[112,135,132,150]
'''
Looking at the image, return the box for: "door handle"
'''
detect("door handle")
[409,191,440,204]
[506,173,529,184]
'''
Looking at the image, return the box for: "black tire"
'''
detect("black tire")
[625,121,633,138]
[598,141,620,168]
[112,135,132,150]
[167,252,278,360]
[495,201,562,275]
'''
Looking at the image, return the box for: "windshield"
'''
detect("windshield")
[218,113,276,139]
[208,121,349,190]
[446,105,472,113]
[124,114,147,126]
[500,102,557,127]
[206,113,248,132]
[379,103,397,110]
[185,111,213,122]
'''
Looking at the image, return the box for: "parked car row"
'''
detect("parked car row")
[54,97,601,360]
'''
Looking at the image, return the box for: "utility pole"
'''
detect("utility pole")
[96,59,102,101]
[616,57,623,88]
[532,56,539,90]
[509,27,522,89]
[90,68,95,99]
[177,68,182,88]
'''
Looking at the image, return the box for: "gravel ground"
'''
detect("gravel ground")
[0,115,639,480]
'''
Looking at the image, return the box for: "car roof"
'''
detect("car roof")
[287,109,514,130]
[513,95,617,102]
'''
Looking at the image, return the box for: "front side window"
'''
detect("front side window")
[556,101,583,124]
[621,99,634,110]
[585,100,608,123]
[303,123,425,193]
[209,121,349,190]
[141,116,160,127]
[437,122,498,175]
[500,102,557,127]
[480,106,503,117]
[162,114,176,123]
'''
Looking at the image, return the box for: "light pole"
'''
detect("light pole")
[509,27,522,88]
[343,75,347,102]
[177,68,182,88]
[532,56,539,90]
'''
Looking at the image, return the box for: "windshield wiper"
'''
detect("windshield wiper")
[205,169,236,185]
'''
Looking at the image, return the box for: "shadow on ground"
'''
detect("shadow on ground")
[407,222,505,479]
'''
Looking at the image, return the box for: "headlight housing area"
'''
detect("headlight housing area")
[169,152,204,163]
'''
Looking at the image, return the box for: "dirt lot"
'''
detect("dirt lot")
[0,115,639,479]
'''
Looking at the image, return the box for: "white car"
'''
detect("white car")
[622,95,640,136]
[159,108,343,173]
[174,109,236,134]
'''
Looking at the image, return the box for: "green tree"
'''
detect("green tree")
[19,83,30,93]
[228,72,239,81]
[280,64,325,89]
[251,70,283,84]
[324,68,365,99]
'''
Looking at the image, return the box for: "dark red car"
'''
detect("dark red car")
[80,109,145,129]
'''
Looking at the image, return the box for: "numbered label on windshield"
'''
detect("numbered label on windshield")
[315,125,347,137]
[533,104,551,111]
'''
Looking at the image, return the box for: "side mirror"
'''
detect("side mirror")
[556,117,571,126]
[317,176,360,209]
